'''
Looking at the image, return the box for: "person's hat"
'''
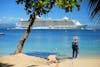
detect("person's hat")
[73,36,78,40]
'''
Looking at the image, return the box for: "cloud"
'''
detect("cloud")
[0,17,27,24]
[63,16,69,20]
[0,19,2,22]
[20,18,25,21]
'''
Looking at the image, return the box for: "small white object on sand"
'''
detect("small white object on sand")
[47,55,57,63]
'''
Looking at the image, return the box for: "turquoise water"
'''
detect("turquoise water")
[0,29,100,58]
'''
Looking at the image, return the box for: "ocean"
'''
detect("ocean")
[0,29,100,58]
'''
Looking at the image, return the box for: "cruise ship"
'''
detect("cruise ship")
[16,17,87,29]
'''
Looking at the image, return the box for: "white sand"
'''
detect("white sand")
[0,53,47,67]
[0,53,100,67]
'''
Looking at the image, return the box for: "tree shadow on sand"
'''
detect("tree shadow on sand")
[66,57,73,59]
[0,63,14,67]
[27,65,38,67]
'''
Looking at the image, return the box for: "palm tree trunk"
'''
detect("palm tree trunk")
[15,14,36,54]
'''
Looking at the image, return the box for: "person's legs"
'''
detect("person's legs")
[72,49,75,58]
[75,49,78,58]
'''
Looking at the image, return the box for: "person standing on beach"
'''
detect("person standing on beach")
[72,36,79,58]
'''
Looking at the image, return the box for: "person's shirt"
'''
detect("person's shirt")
[72,40,79,49]
[72,40,78,46]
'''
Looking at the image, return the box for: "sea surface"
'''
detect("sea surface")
[0,29,100,58]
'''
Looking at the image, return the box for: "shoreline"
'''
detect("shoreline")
[0,52,100,59]
[0,53,100,67]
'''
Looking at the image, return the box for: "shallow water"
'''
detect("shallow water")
[0,29,100,58]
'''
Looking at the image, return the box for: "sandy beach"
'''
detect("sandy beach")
[0,53,100,67]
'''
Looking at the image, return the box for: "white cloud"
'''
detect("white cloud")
[0,17,27,24]
[0,19,2,22]
[63,16,69,20]
[20,18,25,21]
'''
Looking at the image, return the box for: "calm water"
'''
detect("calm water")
[0,29,100,58]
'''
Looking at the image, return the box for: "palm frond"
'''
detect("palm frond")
[89,0,100,23]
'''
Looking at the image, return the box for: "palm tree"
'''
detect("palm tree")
[89,0,100,24]
[15,0,82,54]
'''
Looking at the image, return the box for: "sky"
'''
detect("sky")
[0,0,91,25]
